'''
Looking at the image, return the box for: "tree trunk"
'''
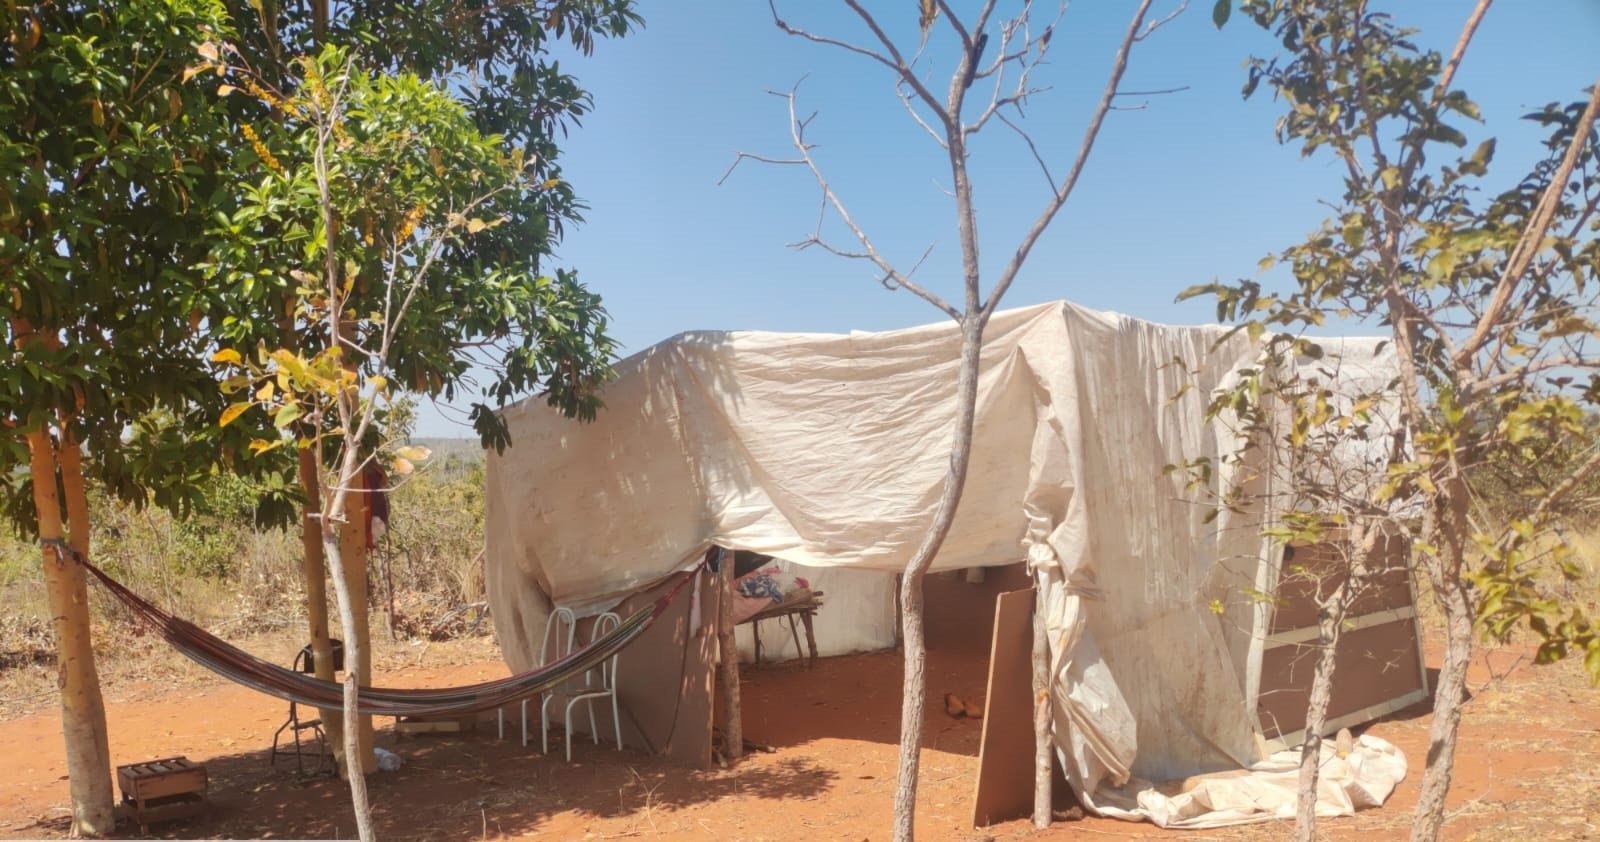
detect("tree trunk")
[1294,581,1350,842]
[321,527,376,842]
[24,425,115,836]
[336,468,375,777]
[1031,589,1051,828]
[892,316,984,842]
[716,549,742,762]
[1410,486,1475,842]
[296,447,340,754]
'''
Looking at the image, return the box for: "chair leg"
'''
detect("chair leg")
[541,694,553,756]
[520,699,529,748]
[611,693,622,751]
[565,697,582,763]
[588,699,599,745]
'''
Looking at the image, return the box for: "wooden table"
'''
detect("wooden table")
[741,593,823,667]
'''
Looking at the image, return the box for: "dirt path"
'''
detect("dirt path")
[1,642,1595,840]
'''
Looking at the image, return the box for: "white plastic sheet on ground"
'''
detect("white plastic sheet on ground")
[1085,734,1408,828]
[484,300,1407,827]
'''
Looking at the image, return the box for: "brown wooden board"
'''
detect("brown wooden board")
[971,587,1037,827]
[1257,617,1425,739]
[1270,535,1411,632]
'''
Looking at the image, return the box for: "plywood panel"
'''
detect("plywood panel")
[971,587,1035,827]
[1271,535,1411,632]
[1257,617,1424,740]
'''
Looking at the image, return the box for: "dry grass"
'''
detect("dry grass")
[0,454,491,721]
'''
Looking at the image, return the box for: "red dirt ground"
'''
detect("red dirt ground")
[1,639,1596,841]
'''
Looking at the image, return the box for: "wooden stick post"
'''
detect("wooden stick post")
[716,548,742,762]
[1031,589,1052,828]
[296,447,340,751]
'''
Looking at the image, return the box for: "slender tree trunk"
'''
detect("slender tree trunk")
[892,316,983,842]
[24,425,115,836]
[716,550,742,762]
[338,468,375,776]
[1031,590,1052,828]
[321,527,376,842]
[12,318,114,837]
[1410,486,1475,842]
[296,447,340,755]
[54,422,114,825]
[1295,581,1350,842]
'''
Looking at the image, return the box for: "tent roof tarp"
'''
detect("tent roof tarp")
[484,299,1406,828]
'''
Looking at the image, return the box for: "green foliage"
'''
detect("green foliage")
[200,47,612,481]
[204,0,634,448]
[1197,0,1600,681]
[1,0,291,532]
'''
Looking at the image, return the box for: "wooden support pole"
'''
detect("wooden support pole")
[716,549,742,761]
[296,447,340,753]
[1031,588,1052,829]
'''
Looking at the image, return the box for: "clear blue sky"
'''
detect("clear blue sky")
[416,1,1600,437]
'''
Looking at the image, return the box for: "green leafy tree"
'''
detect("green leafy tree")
[212,0,637,444]
[1197,2,1600,839]
[192,1,633,783]
[202,44,607,839]
[0,1,291,832]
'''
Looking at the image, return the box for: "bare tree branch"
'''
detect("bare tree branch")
[770,0,951,126]
[1456,79,1600,368]
[983,0,1159,316]
[742,81,961,319]
[1136,0,1188,41]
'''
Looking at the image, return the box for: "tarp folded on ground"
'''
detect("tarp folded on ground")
[485,300,1406,827]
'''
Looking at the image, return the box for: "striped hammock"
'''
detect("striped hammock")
[64,541,694,718]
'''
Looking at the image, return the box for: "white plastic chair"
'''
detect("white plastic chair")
[495,607,577,743]
[543,611,623,761]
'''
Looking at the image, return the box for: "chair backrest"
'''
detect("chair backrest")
[540,607,578,668]
[591,612,622,689]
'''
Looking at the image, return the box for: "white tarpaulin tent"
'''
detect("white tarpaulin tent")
[484,300,1408,827]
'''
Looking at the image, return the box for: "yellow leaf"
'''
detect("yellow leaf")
[218,84,237,97]
[539,178,561,190]
[219,402,252,428]
[396,445,432,462]
[255,381,275,401]
[211,348,242,364]
[182,64,206,83]
[368,375,388,391]
[392,457,415,475]
[197,42,219,61]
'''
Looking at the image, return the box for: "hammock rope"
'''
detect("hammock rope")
[44,538,700,718]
